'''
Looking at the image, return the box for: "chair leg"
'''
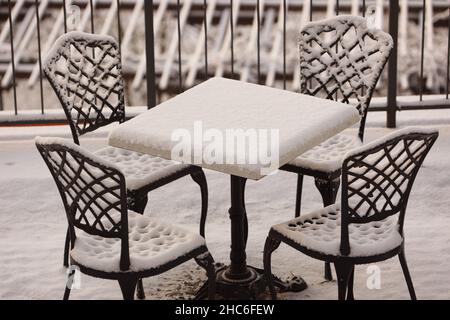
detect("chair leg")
[195,252,216,300]
[263,236,281,300]
[129,193,148,215]
[136,279,145,300]
[399,249,417,300]
[346,266,355,300]
[323,263,333,281]
[63,285,71,300]
[295,174,304,218]
[334,261,353,300]
[314,177,340,208]
[118,276,139,300]
[127,192,148,300]
[190,170,208,238]
[63,227,70,267]
[315,177,340,281]
[63,267,76,300]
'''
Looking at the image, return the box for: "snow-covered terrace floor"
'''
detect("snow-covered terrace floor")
[1,110,450,300]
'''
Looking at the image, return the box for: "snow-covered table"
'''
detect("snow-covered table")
[109,77,360,298]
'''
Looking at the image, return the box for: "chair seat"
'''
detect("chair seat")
[94,147,191,191]
[271,204,403,258]
[71,211,206,273]
[288,134,362,173]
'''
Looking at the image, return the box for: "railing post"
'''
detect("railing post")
[7,0,18,115]
[176,0,183,93]
[447,4,450,100]
[63,0,67,33]
[257,0,261,84]
[35,0,44,114]
[116,0,122,52]
[282,0,286,89]
[203,0,208,80]
[230,0,235,79]
[144,0,157,109]
[0,80,3,111]
[387,0,399,128]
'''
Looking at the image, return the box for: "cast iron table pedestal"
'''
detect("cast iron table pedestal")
[197,175,307,299]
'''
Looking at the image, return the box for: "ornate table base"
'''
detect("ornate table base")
[195,264,307,299]
[195,175,308,299]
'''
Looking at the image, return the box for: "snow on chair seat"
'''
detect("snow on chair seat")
[71,211,205,273]
[94,147,190,191]
[288,134,362,173]
[271,204,402,257]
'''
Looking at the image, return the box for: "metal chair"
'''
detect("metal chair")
[280,16,394,280]
[36,137,216,300]
[43,31,209,289]
[265,128,438,300]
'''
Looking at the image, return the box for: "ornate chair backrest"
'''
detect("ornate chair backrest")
[299,16,393,141]
[43,32,125,145]
[35,137,130,271]
[339,128,438,255]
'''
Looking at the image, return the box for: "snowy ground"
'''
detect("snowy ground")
[1,110,450,300]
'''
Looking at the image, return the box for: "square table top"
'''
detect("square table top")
[108,77,360,180]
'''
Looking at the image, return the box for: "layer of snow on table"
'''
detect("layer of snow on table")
[109,77,359,180]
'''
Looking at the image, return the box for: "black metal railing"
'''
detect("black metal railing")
[0,0,449,128]
[385,0,450,128]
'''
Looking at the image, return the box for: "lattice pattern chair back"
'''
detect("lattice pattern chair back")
[35,137,130,270]
[339,128,438,255]
[299,16,393,140]
[44,32,125,144]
